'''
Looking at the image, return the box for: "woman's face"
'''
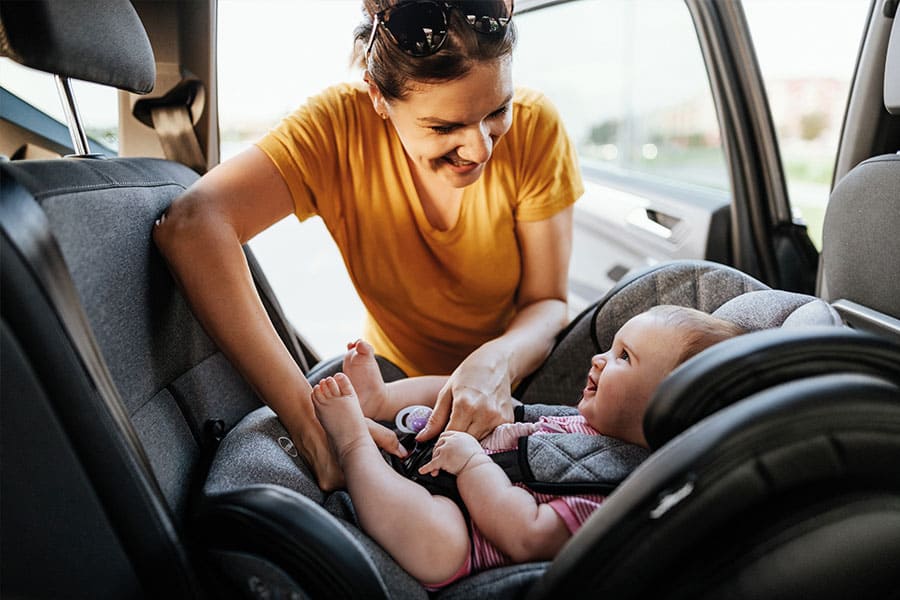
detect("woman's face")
[375,57,514,189]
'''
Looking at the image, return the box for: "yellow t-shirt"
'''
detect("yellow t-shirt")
[257,83,583,376]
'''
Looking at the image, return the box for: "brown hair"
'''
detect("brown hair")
[645,305,747,366]
[352,1,517,100]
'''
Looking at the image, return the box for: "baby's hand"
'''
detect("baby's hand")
[418,431,484,477]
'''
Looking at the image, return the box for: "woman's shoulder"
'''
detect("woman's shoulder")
[512,86,562,124]
[304,81,371,116]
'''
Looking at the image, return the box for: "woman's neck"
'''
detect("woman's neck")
[407,158,464,231]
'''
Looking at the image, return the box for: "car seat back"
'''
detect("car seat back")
[517,260,841,406]
[821,153,900,338]
[529,370,900,599]
[0,0,306,595]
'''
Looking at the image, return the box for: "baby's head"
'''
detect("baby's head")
[578,305,745,447]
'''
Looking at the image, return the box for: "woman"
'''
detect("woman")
[154,0,583,491]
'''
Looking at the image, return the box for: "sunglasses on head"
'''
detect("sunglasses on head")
[366,1,513,59]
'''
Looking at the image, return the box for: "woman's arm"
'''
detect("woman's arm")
[420,431,572,562]
[153,146,343,490]
[418,206,573,441]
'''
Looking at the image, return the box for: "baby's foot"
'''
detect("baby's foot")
[342,339,389,420]
[311,373,371,460]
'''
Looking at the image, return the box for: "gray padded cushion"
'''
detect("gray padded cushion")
[525,434,649,486]
[0,0,156,93]
[822,154,900,319]
[208,406,546,598]
[886,11,900,115]
[520,261,769,406]
[12,158,262,521]
[435,563,549,599]
[712,289,842,331]
[205,406,325,504]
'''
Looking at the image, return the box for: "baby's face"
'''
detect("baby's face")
[578,313,683,447]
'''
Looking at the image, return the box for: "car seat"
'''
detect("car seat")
[2,2,899,600]
[0,1,316,596]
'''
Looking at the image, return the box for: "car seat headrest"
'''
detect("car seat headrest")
[885,6,900,115]
[0,0,156,94]
[643,327,900,451]
[822,155,900,321]
[711,289,842,330]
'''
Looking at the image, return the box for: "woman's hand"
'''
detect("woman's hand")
[418,431,487,477]
[416,342,515,442]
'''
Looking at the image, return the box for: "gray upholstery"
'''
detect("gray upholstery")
[822,154,900,320]
[886,11,900,115]
[9,158,263,524]
[205,258,843,596]
[519,261,770,406]
[435,563,549,599]
[524,434,648,487]
[0,0,156,94]
[205,407,325,504]
[711,289,841,331]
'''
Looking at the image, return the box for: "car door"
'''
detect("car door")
[513,0,869,310]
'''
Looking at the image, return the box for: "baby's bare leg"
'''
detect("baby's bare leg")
[343,340,449,422]
[342,340,390,420]
[311,373,469,585]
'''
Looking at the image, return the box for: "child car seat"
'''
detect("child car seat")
[3,1,898,599]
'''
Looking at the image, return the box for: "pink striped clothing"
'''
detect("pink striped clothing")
[429,416,607,589]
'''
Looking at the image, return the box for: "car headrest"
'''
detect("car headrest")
[711,289,842,330]
[0,0,155,94]
[822,154,900,321]
[643,327,900,450]
[885,4,900,115]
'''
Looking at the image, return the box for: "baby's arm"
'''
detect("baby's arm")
[378,376,448,418]
[420,432,571,563]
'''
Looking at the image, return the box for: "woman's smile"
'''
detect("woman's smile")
[440,153,482,174]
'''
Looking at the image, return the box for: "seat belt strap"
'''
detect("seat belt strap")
[132,75,207,173]
[149,103,206,174]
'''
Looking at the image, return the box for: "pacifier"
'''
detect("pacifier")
[395,405,432,434]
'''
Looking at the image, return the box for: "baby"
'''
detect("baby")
[311,305,744,588]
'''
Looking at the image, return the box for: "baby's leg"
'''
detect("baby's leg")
[343,339,449,421]
[342,340,389,420]
[311,373,469,585]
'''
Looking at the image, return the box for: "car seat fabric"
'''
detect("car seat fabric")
[644,326,900,450]
[710,288,841,330]
[822,153,900,321]
[528,371,900,600]
[202,258,843,598]
[197,485,422,599]
[1,165,204,596]
[0,0,155,94]
[511,431,649,495]
[517,260,839,407]
[1,158,265,521]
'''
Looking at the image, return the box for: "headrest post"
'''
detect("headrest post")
[54,75,91,156]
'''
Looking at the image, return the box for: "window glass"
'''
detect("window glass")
[218,0,364,358]
[743,0,869,249]
[513,0,728,191]
[1,58,120,152]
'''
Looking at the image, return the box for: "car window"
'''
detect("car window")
[512,0,730,309]
[218,0,364,358]
[513,0,729,192]
[742,0,869,249]
[1,57,120,152]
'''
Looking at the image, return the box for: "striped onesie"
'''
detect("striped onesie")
[428,415,607,589]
